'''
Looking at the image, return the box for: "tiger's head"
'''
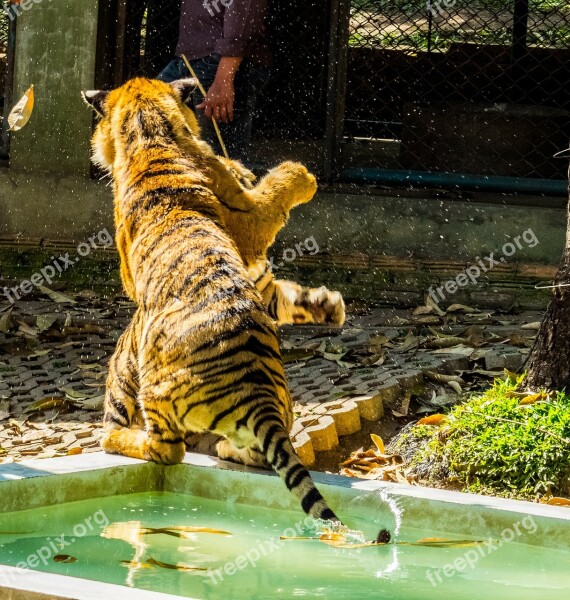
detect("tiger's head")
[82,78,201,173]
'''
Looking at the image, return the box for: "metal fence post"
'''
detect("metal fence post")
[323,0,351,182]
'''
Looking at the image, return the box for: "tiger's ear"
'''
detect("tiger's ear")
[170,78,199,105]
[81,90,109,117]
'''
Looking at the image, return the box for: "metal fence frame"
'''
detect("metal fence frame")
[95,0,570,193]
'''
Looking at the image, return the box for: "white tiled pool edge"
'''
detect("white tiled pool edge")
[1,452,569,600]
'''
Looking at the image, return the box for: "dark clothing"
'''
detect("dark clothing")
[176,0,271,66]
[157,55,269,162]
[125,0,181,79]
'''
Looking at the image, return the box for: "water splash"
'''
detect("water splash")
[347,487,404,542]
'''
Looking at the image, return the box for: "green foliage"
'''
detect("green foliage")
[406,377,570,499]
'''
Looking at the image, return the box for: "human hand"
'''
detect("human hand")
[196,76,235,123]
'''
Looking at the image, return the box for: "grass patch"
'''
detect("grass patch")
[394,376,570,500]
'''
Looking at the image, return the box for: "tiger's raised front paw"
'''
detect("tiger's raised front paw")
[275,161,318,206]
[297,287,346,326]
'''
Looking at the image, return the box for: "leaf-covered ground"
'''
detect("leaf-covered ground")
[3,285,567,505]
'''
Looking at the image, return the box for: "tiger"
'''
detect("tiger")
[82,77,343,524]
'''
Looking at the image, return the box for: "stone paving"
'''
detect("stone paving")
[0,291,542,470]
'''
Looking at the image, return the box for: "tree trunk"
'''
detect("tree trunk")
[525,175,570,390]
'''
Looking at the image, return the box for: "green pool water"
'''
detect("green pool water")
[0,491,568,599]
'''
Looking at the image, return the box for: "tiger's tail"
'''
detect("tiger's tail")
[252,411,340,522]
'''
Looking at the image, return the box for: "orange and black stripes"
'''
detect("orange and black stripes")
[86,78,342,523]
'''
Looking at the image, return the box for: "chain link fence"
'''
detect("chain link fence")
[346,0,570,179]
[102,0,570,182]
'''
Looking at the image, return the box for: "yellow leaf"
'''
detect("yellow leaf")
[120,560,154,569]
[370,433,385,454]
[519,392,547,405]
[141,526,231,536]
[545,497,570,507]
[8,85,35,131]
[418,414,447,426]
[67,447,83,456]
[147,557,207,571]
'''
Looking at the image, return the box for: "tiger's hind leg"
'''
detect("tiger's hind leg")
[104,383,186,465]
[102,312,184,465]
[216,438,269,469]
[102,316,144,457]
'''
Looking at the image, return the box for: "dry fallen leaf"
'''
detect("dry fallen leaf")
[519,392,548,405]
[417,414,447,426]
[38,286,76,305]
[544,497,570,507]
[67,447,83,456]
[446,304,476,314]
[24,396,70,414]
[36,315,58,333]
[0,310,12,333]
[370,433,385,454]
[8,84,35,131]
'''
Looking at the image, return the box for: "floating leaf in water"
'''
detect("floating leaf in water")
[53,554,77,563]
[147,557,207,572]
[417,414,447,426]
[8,84,34,131]
[141,526,231,537]
[120,560,154,569]
[38,286,76,304]
[370,433,385,454]
[407,538,486,548]
[319,532,347,546]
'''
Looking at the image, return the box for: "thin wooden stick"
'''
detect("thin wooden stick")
[180,54,230,160]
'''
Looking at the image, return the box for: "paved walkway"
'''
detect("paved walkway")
[0,290,542,470]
